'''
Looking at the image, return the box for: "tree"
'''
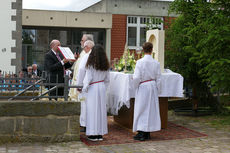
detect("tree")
[165,0,230,112]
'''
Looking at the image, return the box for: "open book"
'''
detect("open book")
[58,47,75,60]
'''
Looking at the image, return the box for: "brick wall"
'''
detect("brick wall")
[110,16,175,60]
[163,16,176,30]
[164,16,177,52]
[111,14,127,60]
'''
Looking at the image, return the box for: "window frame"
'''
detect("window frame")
[127,16,163,50]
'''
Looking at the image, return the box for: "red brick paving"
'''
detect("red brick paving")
[80,117,207,146]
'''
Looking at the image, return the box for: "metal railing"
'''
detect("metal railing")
[0,72,82,101]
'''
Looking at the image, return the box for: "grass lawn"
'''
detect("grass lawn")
[194,113,230,132]
[169,107,230,132]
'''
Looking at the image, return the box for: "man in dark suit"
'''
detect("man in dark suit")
[32,64,42,77]
[44,39,75,100]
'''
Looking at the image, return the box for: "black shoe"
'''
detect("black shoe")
[144,132,151,140]
[139,136,145,141]
[80,127,86,132]
[133,131,144,140]
[97,135,103,141]
[133,131,141,140]
[87,136,98,141]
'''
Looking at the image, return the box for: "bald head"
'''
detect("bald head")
[50,40,61,52]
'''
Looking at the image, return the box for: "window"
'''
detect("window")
[127,16,163,49]
[22,28,106,70]
[128,27,137,46]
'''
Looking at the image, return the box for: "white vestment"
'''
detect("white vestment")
[69,50,86,101]
[132,55,161,132]
[76,51,91,127]
[82,67,109,136]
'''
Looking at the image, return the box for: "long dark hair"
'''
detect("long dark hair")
[86,44,110,71]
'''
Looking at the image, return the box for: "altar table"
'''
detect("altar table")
[107,70,184,129]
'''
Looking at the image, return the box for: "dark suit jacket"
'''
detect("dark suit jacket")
[44,50,72,83]
[32,69,42,77]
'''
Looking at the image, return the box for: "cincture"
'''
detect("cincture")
[140,79,155,84]
[89,80,104,85]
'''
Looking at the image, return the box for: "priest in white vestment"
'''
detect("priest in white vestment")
[80,44,109,141]
[76,40,95,129]
[68,50,86,101]
[69,34,94,101]
[132,42,161,141]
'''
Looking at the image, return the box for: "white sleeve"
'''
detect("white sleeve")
[156,63,161,94]
[132,61,141,89]
[104,70,110,90]
[76,54,88,86]
[82,67,93,92]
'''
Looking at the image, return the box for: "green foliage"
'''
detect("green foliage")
[146,16,163,30]
[166,0,230,109]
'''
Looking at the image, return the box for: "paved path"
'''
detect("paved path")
[0,113,230,153]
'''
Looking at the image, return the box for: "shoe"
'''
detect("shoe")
[144,132,151,140]
[97,135,103,141]
[133,131,141,140]
[133,131,144,141]
[139,136,145,141]
[80,127,86,132]
[87,136,98,141]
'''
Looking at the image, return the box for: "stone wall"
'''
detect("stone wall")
[0,101,80,143]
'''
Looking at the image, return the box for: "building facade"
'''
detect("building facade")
[82,0,176,60]
[22,10,112,70]
[0,0,22,73]
[1,0,176,73]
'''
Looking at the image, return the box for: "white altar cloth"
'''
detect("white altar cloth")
[107,70,184,115]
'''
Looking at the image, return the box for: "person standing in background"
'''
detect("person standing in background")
[26,66,33,78]
[32,64,42,77]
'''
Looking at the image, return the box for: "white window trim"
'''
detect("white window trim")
[127,16,163,50]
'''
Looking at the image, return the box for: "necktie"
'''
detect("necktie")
[56,53,66,75]
[56,53,62,62]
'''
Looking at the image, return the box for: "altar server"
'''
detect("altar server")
[132,42,161,141]
[80,44,110,141]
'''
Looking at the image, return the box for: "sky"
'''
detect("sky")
[23,0,101,12]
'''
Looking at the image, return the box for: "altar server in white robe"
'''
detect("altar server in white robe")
[76,40,95,130]
[80,44,110,141]
[69,34,94,101]
[132,42,161,141]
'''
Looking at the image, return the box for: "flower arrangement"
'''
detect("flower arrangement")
[113,44,155,73]
[114,48,136,73]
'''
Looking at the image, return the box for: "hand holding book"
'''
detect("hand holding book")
[58,46,76,61]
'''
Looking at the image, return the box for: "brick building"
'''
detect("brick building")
[82,0,176,60]
[1,0,176,72]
